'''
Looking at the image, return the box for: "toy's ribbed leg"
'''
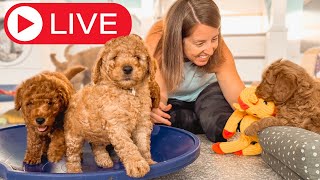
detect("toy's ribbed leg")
[236,143,262,156]
[212,134,251,154]
[222,110,245,139]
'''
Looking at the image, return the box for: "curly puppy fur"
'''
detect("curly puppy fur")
[64,34,160,177]
[245,59,320,136]
[50,45,102,90]
[15,66,85,165]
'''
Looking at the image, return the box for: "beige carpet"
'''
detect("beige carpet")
[154,135,283,180]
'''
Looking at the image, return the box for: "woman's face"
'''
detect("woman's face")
[183,24,219,66]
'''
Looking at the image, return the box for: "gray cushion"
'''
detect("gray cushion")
[259,126,320,180]
[261,150,301,179]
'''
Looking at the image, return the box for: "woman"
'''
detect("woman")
[145,0,245,142]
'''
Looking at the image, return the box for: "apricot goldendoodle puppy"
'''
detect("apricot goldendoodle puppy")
[64,34,160,177]
[15,66,85,165]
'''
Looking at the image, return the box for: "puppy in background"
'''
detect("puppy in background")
[50,45,102,90]
[245,59,320,136]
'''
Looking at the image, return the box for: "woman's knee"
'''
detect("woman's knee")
[194,82,233,142]
[169,109,203,134]
[202,112,231,142]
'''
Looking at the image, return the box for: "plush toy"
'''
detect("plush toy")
[212,86,276,156]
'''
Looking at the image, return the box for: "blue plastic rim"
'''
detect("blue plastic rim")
[0,125,200,180]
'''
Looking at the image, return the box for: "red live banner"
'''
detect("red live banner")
[4,3,132,44]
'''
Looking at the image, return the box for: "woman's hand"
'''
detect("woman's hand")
[151,102,172,125]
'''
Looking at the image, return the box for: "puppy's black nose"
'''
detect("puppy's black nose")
[123,66,133,74]
[36,118,45,125]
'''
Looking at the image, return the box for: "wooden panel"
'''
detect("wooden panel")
[224,35,266,57]
[221,16,268,34]
[215,0,266,15]
[235,58,266,82]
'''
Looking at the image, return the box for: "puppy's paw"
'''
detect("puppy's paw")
[66,162,82,173]
[125,159,150,178]
[94,152,114,168]
[146,158,156,165]
[140,152,156,165]
[48,154,63,163]
[47,149,64,163]
[23,157,41,165]
[245,123,259,136]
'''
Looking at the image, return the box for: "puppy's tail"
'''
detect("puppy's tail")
[63,66,86,80]
[64,45,73,61]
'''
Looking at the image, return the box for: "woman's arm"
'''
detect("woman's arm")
[215,38,245,108]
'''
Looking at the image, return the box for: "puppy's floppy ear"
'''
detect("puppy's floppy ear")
[273,73,297,103]
[265,59,283,84]
[265,70,276,84]
[92,52,104,84]
[50,74,73,110]
[14,84,24,110]
[148,56,157,80]
[58,87,71,110]
[130,34,143,40]
[148,56,161,108]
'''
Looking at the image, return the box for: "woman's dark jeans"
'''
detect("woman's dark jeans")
[167,82,233,142]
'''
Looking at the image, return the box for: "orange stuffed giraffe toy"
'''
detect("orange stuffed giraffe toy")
[212,86,276,156]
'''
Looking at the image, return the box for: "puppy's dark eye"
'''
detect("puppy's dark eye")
[48,101,53,106]
[108,55,117,61]
[26,102,33,106]
[106,53,117,61]
[134,55,141,61]
[263,101,268,105]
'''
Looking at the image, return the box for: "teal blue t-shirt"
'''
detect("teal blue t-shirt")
[168,61,217,102]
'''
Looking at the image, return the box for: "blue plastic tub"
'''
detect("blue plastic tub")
[0,125,200,179]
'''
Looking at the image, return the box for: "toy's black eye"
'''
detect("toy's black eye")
[48,101,53,106]
[264,101,268,105]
